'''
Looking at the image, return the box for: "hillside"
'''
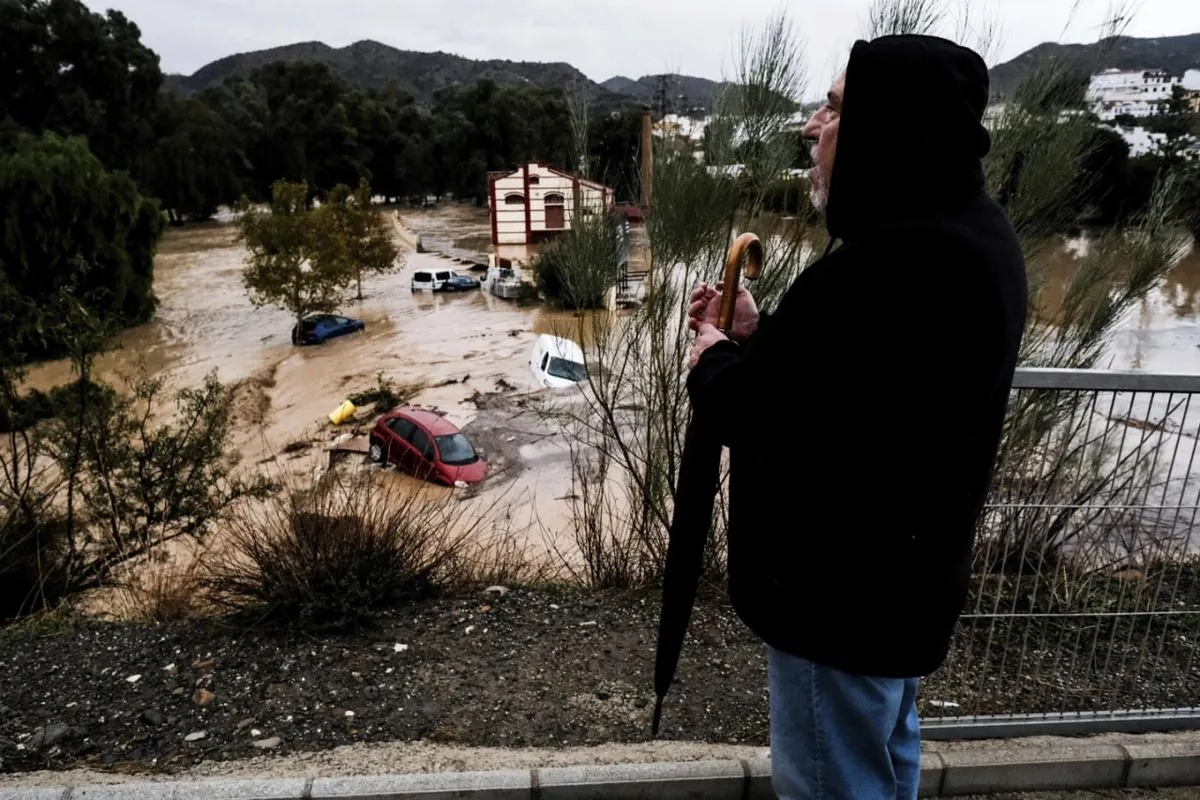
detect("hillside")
[989,33,1200,98]
[600,73,729,112]
[164,41,793,112]
[167,40,629,107]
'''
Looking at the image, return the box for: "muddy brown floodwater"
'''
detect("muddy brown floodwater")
[21,209,593,574]
[1035,237,1200,373]
[19,208,1200,591]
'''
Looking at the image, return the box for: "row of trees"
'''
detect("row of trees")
[3,0,169,358]
[182,69,650,213]
[3,0,649,220]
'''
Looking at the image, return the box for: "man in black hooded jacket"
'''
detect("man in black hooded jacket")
[686,35,1027,800]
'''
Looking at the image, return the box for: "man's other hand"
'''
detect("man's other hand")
[687,281,759,342]
[688,323,729,369]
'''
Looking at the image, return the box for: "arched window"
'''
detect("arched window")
[528,175,540,185]
[504,193,525,205]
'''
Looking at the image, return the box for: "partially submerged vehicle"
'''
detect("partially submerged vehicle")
[530,334,587,389]
[481,256,536,300]
[368,407,488,486]
[291,313,365,346]
[411,269,480,292]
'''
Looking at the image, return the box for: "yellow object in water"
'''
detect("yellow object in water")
[328,400,357,425]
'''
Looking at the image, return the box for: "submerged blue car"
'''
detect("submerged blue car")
[291,313,365,346]
[443,273,480,291]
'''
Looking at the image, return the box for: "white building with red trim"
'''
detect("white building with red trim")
[488,163,614,246]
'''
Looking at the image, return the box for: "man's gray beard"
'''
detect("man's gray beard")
[808,166,827,213]
[810,185,828,214]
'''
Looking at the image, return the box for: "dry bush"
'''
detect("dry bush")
[204,471,535,628]
[121,559,205,623]
[546,12,815,591]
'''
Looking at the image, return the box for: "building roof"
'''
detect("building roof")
[490,163,612,193]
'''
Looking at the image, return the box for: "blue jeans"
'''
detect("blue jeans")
[768,646,921,800]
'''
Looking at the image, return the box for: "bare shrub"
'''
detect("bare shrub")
[545,13,818,591]
[204,471,530,628]
[122,559,205,623]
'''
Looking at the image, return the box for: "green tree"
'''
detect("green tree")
[239,180,352,328]
[533,214,625,310]
[345,87,432,203]
[320,179,402,300]
[589,108,644,202]
[44,369,275,596]
[430,80,574,202]
[0,0,164,179]
[142,93,248,223]
[1167,84,1190,116]
[235,62,372,199]
[0,132,163,359]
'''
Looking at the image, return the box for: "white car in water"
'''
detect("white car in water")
[530,334,587,389]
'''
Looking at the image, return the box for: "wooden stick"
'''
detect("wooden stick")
[717,233,764,335]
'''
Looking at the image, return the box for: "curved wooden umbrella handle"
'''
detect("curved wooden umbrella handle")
[717,232,764,335]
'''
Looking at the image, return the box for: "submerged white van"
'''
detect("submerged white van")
[411,269,480,292]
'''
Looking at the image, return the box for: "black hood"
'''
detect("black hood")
[826,35,992,243]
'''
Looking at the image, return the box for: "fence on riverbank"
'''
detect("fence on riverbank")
[924,367,1200,739]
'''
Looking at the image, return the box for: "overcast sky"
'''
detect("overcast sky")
[84,0,1200,99]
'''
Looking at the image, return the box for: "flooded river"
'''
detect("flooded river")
[21,206,1200,566]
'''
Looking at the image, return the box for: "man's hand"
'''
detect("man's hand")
[688,323,729,369]
[687,281,759,343]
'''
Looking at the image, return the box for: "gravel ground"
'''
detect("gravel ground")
[1,587,1199,776]
[0,589,761,775]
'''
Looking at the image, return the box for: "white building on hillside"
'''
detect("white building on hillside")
[657,114,707,143]
[488,163,614,246]
[1185,70,1200,91]
[1087,69,1180,120]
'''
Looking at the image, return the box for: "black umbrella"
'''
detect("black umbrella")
[652,233,763,738]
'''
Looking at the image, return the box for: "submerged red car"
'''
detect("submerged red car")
[368,408,488,486]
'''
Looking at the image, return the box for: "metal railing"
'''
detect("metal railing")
[922,367,1200,739]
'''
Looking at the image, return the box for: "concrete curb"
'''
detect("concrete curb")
[3,738,1199,799]
[392,214,425,253]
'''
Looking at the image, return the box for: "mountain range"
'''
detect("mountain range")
[164,40,634,108]
[988,33,1200,97]
[164,33,1200,107]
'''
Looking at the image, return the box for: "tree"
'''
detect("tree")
[236,62,372,200]
[1167,84,1190,116]
[590,109,644,202]
[429,80,574,202]
[320,179,402,300]
[239,180,353,326]
[533,214,625,310]
[1076,126,1133,225]
[142,93,248,223]
[44,369,275,597]
[0,132,163,359]
[0,0,164,179]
